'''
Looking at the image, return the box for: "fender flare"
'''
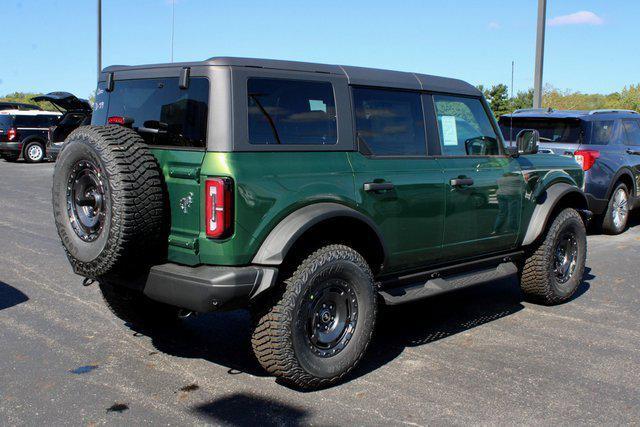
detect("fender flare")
[606,168,636,199]
[251,202,388,266]
[522,183,588,246]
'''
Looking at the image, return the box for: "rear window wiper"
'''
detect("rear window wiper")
[249,93,281,144]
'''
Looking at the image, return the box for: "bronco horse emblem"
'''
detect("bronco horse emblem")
[179,192,194,214]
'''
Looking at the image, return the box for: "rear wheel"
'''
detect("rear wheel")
[520,208,587,305]
[251,244,377,388]
[601,183,629,235]
[23,141,45,163]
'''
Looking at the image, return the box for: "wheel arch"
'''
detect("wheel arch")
[251,202,387,274]
[522,183,589,246]
[607,168,635,199]
[21,136,46,156]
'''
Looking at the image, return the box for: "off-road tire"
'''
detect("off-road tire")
[23,141,45,163]
[251,245,377,389]
[520,208,587,305]
[99,280,179,326]
[52,125,167,280]
[601,183,629,235]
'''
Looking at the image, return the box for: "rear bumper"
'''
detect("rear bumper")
[0,142,21,156]
[47,142,64,160]
[143,263,278,312]
[585,193,608,215]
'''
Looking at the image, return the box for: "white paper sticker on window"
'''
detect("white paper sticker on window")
[441,116,458,146]
[309,100,327,112]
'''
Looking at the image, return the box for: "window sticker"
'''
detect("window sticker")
[309,99,327,112]
[441,116,458,146]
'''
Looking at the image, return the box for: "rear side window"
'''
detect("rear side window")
[13,115,59,128]
[589,120,615,145]
[352,88,426,156]
[105,77,209,148]
[0,115,14,128]
[248,78,337,145]
[434,95,500,156]
[622,119,640,146]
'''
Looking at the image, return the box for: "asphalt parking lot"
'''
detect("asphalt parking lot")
[1,159,639,426]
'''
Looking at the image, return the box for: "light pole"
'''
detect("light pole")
[533,0,547,108]
[97,0,102,78]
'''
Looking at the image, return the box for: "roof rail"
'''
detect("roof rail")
[589,109,639,115]
[513,107,554,114]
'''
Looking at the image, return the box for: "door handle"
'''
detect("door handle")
[626,148,640,155]
[450,178,474,187]
[364,182,394,192]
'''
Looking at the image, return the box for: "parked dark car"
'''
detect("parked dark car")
[33,92,92,160]
[0,109,61,162]
[499,108,640,234]
[0,101,42,111]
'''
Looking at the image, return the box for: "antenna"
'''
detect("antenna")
[510,60,514,145]
[170,1,175,62]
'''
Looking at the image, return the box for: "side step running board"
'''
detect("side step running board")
[378,262,518,306]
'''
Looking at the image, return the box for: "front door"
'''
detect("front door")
[431,94,525,261]
[349,87,445,274]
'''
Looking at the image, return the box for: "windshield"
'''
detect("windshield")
[499,117,583,144]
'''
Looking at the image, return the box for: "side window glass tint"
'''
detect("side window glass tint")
[106,77,209,148]
[248,78,337,145]
[622,119,640,146]
[433,95,500,156]
[352,88,426,156]
[589,120,614,145]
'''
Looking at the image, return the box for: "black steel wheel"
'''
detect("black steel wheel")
[66,160,107,242]
[251,244,377,389]
[553,231,579,284]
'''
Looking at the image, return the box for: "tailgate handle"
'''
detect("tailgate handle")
[450,178,474,187]
[364,182,394,192]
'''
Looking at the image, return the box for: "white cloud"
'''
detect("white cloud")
[548,11,604,27]
[488,21,501,30]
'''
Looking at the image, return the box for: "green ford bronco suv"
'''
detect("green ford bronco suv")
[52,57,589,388]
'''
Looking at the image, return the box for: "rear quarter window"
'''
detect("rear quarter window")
[248,78,337,145]
[0,115,14,128]
[588,120,615,145]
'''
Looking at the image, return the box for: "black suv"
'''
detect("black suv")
[33,92,93,160]
[500,109,640,234]
[0,101,42,111]
[0,110,61,162]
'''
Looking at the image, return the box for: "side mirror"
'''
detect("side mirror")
[516,129,539,155]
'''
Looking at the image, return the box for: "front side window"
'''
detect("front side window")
[434,95,500,156]
[105,77,209,148]
[248,78,337,145]
[352,88,426,156]
[622,119,640,146]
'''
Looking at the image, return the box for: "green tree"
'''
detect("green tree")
[481,84,511,118]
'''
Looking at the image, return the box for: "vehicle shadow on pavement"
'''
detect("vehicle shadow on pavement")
[0,281,29,310]
[191,392,309,425]
[125,268,594,388]
[348,267,594,385]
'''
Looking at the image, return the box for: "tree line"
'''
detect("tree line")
[479,84,640,118]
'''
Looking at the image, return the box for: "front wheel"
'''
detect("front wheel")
[251,244,377,389]
[519,208,587,305]
[24,141,45,163]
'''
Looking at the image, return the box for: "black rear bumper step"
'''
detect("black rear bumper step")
[378,262,518,306]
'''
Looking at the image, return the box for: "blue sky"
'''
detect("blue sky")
[1,0,637,99]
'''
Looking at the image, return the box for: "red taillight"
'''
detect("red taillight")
[7,128,17,141]
[107,116,133,126]
[574,150,600,171]
[205,178,233,238]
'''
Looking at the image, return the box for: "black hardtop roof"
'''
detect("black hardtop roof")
[501,108,640,121]
[102,56,481,96]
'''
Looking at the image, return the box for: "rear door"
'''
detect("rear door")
[349,87,445,273]
[432,94,525,260]
[97,76,210,265]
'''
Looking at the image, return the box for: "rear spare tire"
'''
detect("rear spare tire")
[52,125,167,280]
